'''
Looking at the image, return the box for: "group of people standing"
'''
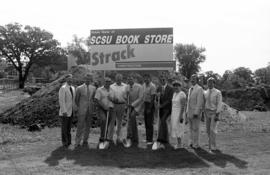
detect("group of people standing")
[58,73,222,153]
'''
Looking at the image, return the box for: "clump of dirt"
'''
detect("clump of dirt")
[0,66,100,129]
[219,103,247,123]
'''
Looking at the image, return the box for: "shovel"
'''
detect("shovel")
[123,92,132,148]
[152,93,161,150]
[98,110,110,150]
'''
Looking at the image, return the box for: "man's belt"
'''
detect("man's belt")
[113,102,126,104]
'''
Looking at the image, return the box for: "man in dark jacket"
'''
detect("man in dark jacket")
[152,75,174,150]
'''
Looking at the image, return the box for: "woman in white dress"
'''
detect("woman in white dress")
[171,80,186,149]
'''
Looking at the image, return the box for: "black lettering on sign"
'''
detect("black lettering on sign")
[92,53,99,66]
[121,50,126,59]
[100,53,104,64]
[127,45,135,58]
[89,45,135,66]
[112,51,120,61]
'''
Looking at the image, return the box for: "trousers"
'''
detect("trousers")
[144,102,155,142]
[61,115,72,146]
[188,112,201,147]
[127,108,139,143]
[75,110,92,145]
[108,104,126,140]
[205,109,218,148]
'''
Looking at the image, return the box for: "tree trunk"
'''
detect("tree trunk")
[18,72,25,89]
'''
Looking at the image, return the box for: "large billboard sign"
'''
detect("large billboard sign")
[87,28,174,70]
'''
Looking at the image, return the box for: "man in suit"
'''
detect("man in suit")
[153,75,174,150]
[186,74,204,149]
[123,74,144,148]
[74,74,96,148]
[204,77,223,152]
[58,74,76,148]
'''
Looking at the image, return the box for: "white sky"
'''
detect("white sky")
[1,0,270,75]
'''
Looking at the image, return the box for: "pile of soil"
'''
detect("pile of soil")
[0,66,100,129]
[219,103,247,123]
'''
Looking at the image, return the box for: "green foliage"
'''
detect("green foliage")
[223,87,268,111]
[199,71,222,89]
[0,23,63,88]
[254,65,270,85]
[220,67,254,90]
[66,35,90,65]
[233,67,253,82]
[174,43,206,79]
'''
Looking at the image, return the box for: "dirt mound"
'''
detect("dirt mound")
[219,103,247,123]
[0,66,100,128]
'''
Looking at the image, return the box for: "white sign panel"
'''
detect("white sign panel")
[86,28,174,70]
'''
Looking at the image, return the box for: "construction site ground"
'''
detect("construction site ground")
[0,90,270,175]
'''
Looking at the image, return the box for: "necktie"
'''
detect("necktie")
[162,85,165,95]
[207,89,212,108]
[87,85,90,112]
[189,87,193,97]
[69,87,73,98]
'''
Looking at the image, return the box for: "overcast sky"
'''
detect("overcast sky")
[1,0,269,75]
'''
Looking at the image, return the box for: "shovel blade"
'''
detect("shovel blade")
[123,139,132,148]
[98,141,109,150]
[152,141,159,150]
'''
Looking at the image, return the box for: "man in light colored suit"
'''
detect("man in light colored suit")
[74,74,96,148]
[186,74,204,149]
[123,74,144,148]
[204,77,223,152]
[58,74,76,148]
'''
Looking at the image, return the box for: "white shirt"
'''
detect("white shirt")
[143,82,156,102]
[110,82,127,103]
[204,88,223,113]
[95,86,114,109]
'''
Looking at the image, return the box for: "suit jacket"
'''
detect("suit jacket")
[126,83,144,114]
[58,83,76,117]
[157,84,174,113]
[75,83,96,116]
[186,84,204,116]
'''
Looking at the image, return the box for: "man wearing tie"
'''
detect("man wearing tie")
[74,74,96,147]
[58,74,76,148]
[186,74,204,149]
[153,75,174,150]
[123,74,144,148]
[204,77,223,152]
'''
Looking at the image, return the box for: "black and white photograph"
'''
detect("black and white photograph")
[0,0,270,174]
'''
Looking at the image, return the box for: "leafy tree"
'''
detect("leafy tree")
[0,23,63,88]
[220,67,253,89]
[204,71,221,82]
[174,43,206,79]
[233,67,253,83]
[67,35,90,65]
[222,70,233,81]
[254,65,270,85]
